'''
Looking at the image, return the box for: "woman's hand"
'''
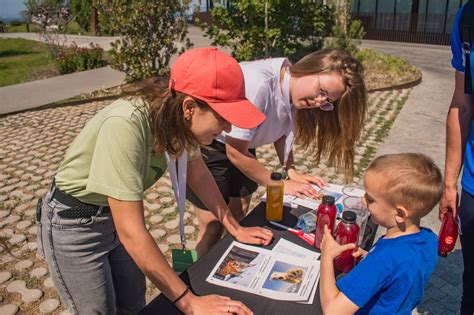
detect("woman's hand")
[287,169,326,188]
[177,293,253,315]
[233,226,273,246]
[283,179,320,199]
[439,186,458,221]
[321,225,356,261]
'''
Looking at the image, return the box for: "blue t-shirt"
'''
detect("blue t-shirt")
[336,228,438,315]
[452,5,474,194]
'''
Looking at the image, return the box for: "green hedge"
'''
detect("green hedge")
[56,44,106,75]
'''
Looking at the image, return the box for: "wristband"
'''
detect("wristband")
[172,286,190,305]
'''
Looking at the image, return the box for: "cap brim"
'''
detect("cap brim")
[208,99,266,129]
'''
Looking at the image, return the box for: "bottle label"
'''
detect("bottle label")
[445,236,454,245]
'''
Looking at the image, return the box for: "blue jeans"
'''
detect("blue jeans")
[37,187,146,314]
[459,190,474,315]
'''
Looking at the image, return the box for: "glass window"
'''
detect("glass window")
[376,0,395,30]
[396,0,412,14]
[446,0,462,33]
[425,0,447,33]
[378,0,395,13]
[417,0,428,32]
[351,0,359,13]
[427,0,447,14]
[359,0,376,13]
[394,0,412,31]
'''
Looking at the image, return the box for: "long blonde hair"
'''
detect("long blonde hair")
[289,49,367,180]
[122,77,208,156]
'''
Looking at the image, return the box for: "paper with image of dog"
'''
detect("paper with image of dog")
[206,241,320,302]
[272,238,320,304]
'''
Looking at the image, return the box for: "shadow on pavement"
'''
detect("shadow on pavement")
[416,249,463,315]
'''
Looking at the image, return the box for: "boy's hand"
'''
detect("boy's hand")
[321,225,356,260]
[352,247,368,259]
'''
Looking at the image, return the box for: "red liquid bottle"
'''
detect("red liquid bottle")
[314,195,337,250]
[334,211,360,273]
[438,210,459,257]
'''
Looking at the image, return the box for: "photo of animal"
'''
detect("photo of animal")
[263,261,308,293]
[211,245,264,288]
[270,267,304,284]
[216,259,256,281]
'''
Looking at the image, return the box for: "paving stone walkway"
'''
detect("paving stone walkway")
[0,87,410,313]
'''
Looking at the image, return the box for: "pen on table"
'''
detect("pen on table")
[269,221,315,245]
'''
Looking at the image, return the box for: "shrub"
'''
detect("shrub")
[55,43,106,75]
[199,0,333,62]
[325,19,365,57]
[99,0,192,82]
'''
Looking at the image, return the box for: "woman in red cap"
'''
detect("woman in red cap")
[36,47,272,314]
[188,49,368,256]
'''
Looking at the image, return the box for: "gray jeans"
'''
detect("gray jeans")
[37,187,146,314]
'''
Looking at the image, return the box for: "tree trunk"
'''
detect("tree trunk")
[90,7,101,36]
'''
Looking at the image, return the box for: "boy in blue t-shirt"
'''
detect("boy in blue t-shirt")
[319,153,443,314]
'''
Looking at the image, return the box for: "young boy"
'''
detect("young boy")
[320,153,443,314]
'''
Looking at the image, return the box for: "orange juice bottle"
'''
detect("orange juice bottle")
[266,172,284,222]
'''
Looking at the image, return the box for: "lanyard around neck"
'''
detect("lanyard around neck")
[165,151,188,248]
[282,69,294,165]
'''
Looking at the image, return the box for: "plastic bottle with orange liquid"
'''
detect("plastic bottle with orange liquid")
[266,172,284,222]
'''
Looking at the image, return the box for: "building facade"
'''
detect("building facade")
[350,0,468,45]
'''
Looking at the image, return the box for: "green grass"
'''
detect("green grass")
[5,23,42,33]
[0,38,56,87]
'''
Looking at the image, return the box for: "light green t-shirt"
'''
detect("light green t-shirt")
[55,98,195,206]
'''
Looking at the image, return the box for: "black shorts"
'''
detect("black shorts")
[186,140,258,210]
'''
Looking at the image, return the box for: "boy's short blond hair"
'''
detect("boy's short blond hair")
[365,153,443,218]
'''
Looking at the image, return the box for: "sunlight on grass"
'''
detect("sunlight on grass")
[0,38,56,87]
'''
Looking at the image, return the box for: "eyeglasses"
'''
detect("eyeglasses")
[315,76,335,112]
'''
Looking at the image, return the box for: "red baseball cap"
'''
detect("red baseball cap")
[169,47,266,129]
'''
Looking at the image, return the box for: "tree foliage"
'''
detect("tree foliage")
[69,0,92,31]
[100,0,192,82]
[199,0,333,62]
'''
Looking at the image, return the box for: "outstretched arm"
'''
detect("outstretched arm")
[187,156,273,245]
[108,198,253,314]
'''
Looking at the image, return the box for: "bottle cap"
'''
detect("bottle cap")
[322,195,335,205]
[342,210,357,223]
[271,172,282,181]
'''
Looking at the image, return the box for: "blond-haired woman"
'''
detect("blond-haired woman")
[187,49,367,256]
[37,48,272,314]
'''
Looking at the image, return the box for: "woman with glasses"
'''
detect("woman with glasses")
[187,49,368,256]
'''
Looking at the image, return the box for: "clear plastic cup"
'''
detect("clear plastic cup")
[342,196,369,244]
[342,185,365,198]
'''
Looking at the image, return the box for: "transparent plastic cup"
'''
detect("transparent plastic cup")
[342,185,365,198]
[342,196,368,244]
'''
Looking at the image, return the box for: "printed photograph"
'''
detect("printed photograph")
[211,245,264,288]
[262,261,308,293]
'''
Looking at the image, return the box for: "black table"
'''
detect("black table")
[140,203,378,315]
